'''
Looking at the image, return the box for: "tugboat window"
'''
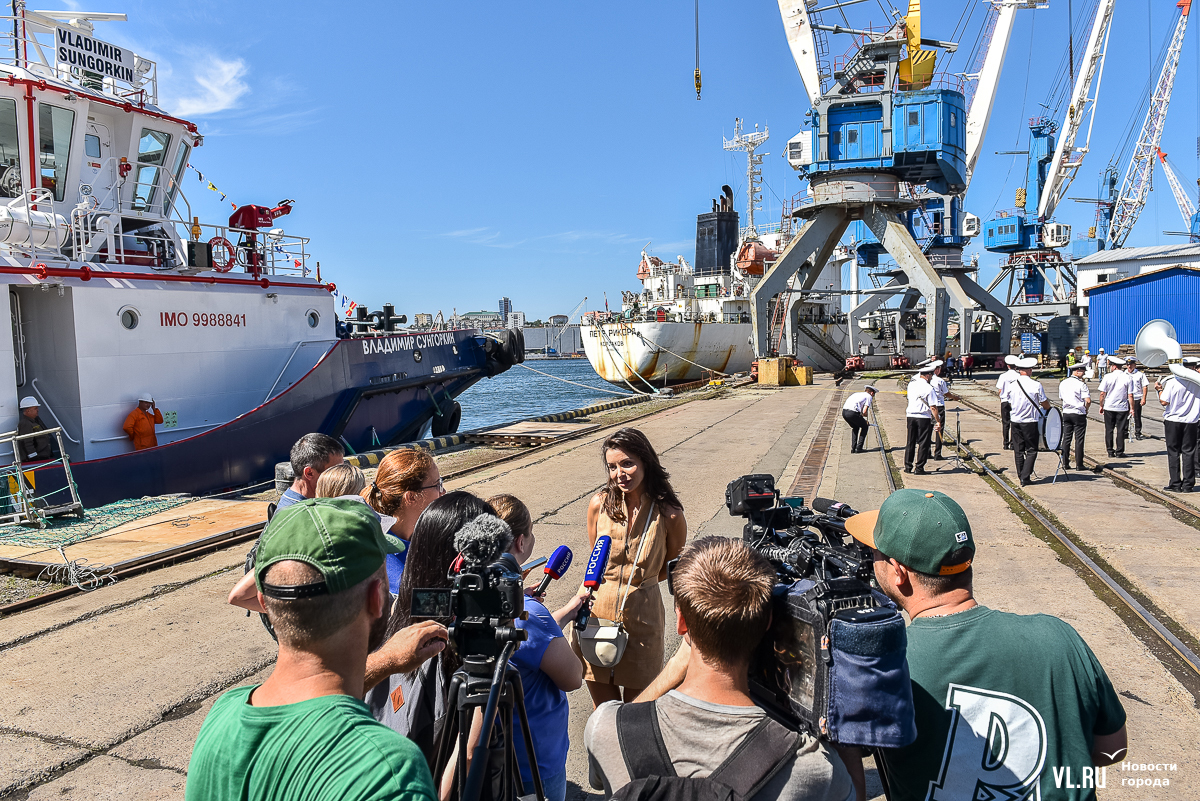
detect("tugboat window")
[164,142,190,214]
[0,99,21,198]
[119,308,139,330]
[38,104,75,202]
[133,129,171,211]
[306,310,320,328]
[85,134,101,159]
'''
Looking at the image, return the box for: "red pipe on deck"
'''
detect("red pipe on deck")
[1,262,336,292]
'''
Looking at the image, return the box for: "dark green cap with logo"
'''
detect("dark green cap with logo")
[845,488,974,576]
[255,498,404,599]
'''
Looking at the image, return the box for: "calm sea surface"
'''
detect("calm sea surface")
[455,357,630,431]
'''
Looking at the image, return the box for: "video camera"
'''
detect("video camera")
[411,517,527,660]
[726,475,915,749]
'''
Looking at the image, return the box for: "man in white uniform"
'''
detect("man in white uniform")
[1158,368,1200,492]
[1098,356,1134,458]
[1001,356,1050,486]
[1096,348,1108,375]
[1058,362,1091,470]
[930,362,949,460]
[1125,358,1149,440]
[905,365,942,475]
[841,385,877,454]
[995,355,1020,450]
[1080,350,1093,381]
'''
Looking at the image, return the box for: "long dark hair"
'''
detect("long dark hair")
[389,491,496,641]
[599,428,682,524]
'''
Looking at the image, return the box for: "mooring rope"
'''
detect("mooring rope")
[596,324,661,394]
[629,329,732,377]
[514,363,638,396]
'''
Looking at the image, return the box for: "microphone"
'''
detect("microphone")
[575,535,612,630]
[453,514,513,567]
[534,545,574,596]
[812,497,860,520]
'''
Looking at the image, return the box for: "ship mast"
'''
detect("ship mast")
[723,118,769,239]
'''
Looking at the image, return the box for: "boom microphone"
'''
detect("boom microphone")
[453,514,513,567]
[534,545,574,596]
[575,535,612,630]
[812,498,860,520]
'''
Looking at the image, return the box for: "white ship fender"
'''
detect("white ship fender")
[0,198,68,248]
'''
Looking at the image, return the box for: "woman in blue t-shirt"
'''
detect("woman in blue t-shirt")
[489,494,587,801]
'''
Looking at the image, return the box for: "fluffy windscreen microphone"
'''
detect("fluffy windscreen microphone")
[453,514,513,566]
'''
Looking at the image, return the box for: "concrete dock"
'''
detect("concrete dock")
[0,378,1197,798]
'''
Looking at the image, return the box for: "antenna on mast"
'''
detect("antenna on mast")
[694,0,701,99]
[722,118,769,238]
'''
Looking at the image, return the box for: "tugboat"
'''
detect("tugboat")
[0,6,520,507]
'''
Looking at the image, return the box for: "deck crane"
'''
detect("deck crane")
[550,297,588,353]
[1157,149,1200,241]
[984,0,1116,319]
[1107,0,1192,248]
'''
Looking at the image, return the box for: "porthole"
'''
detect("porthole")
[119,306,139,330]
[306,309,320,328]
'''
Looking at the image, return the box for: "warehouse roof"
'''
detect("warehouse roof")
[1084,264,1200,295]
[1075,243,1200,266]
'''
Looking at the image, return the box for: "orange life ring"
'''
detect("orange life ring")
[208,236,236,272]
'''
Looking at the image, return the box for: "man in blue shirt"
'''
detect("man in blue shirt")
[278,433,345,508]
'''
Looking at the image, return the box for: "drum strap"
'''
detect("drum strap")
[1015,378,1048,421]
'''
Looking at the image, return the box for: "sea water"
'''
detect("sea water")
[455,358,632,431]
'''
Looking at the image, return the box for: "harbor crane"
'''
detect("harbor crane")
[1107,0,1192,249]
[984,0,1116,318]
[1157,149,1200,241]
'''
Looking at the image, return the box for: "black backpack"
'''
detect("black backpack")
[611,702,799,801]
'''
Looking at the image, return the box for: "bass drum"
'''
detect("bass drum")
[1039,406,1063,451]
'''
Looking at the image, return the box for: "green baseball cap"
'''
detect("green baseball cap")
[255,498,403,599]
[845,488,974,576]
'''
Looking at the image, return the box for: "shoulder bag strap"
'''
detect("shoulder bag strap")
[708,718,800,799]
[616,501,655,623]
[617,701,676,779]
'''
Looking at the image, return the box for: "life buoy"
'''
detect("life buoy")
[208,236,236,272]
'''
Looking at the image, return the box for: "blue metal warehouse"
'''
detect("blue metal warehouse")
[1085,265,1200,352]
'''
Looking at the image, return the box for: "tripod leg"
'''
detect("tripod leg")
[510,673,545,801]
[434,673,464,784]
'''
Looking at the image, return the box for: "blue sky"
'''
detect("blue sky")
[49,0,1200,320]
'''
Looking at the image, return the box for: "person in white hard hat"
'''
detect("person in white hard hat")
[1096,348,1108,375]
[123,393,163,451]
[16,396,52,461]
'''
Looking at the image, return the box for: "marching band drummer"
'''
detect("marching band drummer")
[996,355,1020,450]
[1001,356,1050,486]
[1156,359,1200,493]
[1058,362,1091,471]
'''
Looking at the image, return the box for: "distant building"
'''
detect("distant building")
[499,297,513,319]
[413,313,434,327]
[507,311,526,330]
[548,314,569,327]
[1074,243,1200,308]
[455,310,504,329]
[1084,265,1200,351]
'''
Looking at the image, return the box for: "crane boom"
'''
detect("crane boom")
[777,0,824,106]
[965,1,1045,181]
[554,297,588,340]
[1157,148,1197,225]
[1108,1,1192,247]
[1037,0,1116,221]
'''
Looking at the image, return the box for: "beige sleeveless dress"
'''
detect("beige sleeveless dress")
[571,502,668,688]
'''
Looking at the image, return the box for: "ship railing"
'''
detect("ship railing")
[0,16,159,107]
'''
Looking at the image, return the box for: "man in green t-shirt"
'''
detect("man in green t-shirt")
[844,489,1128,801]
[186,498,448,801]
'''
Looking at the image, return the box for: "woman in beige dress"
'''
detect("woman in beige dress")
[573,428,687,706]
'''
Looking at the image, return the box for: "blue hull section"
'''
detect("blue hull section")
[29,330,495,507]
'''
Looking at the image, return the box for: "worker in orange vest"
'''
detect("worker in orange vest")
[123,393,163,451]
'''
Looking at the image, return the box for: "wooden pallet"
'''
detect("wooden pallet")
[464,420,600,447]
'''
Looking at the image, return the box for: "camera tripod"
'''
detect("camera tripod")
[433,643,546,801]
